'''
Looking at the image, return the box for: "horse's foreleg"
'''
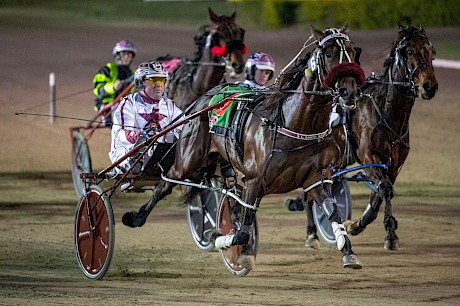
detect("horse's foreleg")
[122,180,175,228]
[319,195,362,269]
[305,196,320,249]
[380,178,399,250]
[234,197,259,246]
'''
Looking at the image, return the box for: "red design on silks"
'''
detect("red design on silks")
[125,130,140,144]
[140,110,165,129]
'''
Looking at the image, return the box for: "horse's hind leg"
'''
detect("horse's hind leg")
[122,180,175,228]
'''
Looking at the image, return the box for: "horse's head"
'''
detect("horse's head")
[390,24,438,100]
[208,7,247,77]
[309,25,365,109]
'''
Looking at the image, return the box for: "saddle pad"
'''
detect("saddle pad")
[209,85,252,130]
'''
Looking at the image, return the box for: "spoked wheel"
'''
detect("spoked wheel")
[71,132,92,198]
[74,185,114,280]
[187,179,223,252]
[217,185,258,277]
[313,180,352,245]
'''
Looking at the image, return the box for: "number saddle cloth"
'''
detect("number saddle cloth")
[209,84,267,159]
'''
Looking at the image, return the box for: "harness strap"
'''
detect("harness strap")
[274,126,331,141]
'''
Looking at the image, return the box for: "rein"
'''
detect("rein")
[185,60,226,67]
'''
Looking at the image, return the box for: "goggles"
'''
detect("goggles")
[146,77,166,86]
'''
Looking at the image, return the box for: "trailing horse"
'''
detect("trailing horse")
[122,25,366,270]
[162,7,246,110]
[304,24,438,251]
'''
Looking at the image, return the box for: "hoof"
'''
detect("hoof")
[305,234,320,250]
[284,197,304,211]
[384,238,400,250]
[203,229,219,243]
[343,220,362,236]
[342,254,363,269]
[122,211,137,228]
[238,255,255,270]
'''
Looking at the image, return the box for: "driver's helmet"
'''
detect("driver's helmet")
[112,40,137,57]
[244,52,275,81]
[113,40,136,65]
[134,61,168,89]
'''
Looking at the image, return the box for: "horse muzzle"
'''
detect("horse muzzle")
[337,88,358,110]
[421,81,438,100]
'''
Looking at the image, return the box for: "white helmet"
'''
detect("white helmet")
[245,52,275,81]
[134,61,168,89]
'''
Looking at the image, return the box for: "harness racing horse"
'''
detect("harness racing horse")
[340,24,438,250]
[164,7,246,110]
[122,25,366,270]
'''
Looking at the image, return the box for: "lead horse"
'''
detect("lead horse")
[122,25,366,270]
[304,24,438,250]
[164,8,246,110]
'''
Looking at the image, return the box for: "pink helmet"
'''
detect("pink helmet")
[112,40,137,57]
[245,52,275,81]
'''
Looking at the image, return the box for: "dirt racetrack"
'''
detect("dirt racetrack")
[1,15,460,305]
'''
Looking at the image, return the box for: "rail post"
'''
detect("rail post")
[49,72,56,124]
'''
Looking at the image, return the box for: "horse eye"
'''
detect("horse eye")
[325,51,332,58]
[406,48,414,56]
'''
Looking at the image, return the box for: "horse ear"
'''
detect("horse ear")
[340,24,349,35]
[311,25,324,42]
[420,24,426,35]
[230,9,236,21]
[209,7,218,23]
[398,22,404,32]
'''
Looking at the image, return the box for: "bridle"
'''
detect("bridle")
[310,29,355,88]
[209,22,247,59]
[386,34,435,96]
[362,32,435,149]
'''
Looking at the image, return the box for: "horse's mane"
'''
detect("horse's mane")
[192,25,211,61]
[260,53,311,113]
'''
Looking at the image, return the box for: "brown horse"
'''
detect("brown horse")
[164,8,246,110]
[304,25,438,251]
[122,25,366,269]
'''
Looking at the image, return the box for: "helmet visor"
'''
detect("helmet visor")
[146,77,166,86]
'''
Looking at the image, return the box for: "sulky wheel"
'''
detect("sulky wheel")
[313,180,352,245]
[217,184,258,277]
[186,179,222,252]
[74,185,114,280]
[71,132,92,198]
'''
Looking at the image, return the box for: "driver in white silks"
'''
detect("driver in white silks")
[109,61,183,177]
